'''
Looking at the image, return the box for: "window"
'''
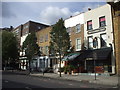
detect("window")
[76,24,80,33]
[40,36,44,43]
[66,27,71,35]
[45,34,48,42]
[23,25,28,29]
[100,33,107,47]
[76,38,81,51]
[99,16,106,27]
[87,20,92,30]
[93,37,98,48]
[39,47,43,52]
[45,46,49,55]
[88,36,93,49]
[38,26,41,29]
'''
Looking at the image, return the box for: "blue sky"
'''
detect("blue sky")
[1,1,106,28]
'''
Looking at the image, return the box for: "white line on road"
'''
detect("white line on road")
[25,87,32,90]
[4,80,8,83]
[68,83,73,86]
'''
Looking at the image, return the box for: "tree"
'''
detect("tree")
[49,18,70,77]
[22,32,39,73]
[2,31,19,69]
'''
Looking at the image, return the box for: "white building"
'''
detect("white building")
[84,4,115,74]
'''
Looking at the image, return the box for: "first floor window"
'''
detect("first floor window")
[45,46,49,55]
[39,47,43,52]
[93,37,98,48]
[88,36,93,49]
[76,38,81,50]
[100,33,107,47]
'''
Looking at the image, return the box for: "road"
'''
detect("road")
[2,71,118,89]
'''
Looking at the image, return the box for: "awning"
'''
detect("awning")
[76,47,112,60]
[62,53,80,61]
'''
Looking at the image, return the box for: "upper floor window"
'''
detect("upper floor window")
[76,24,81,33]
[88,36,93,49]
[45,34,48,42]
[38,26,41,29]
[23,25,28,29]
[40,36,44,43]
[76,38,81,51]
[100,33,107,47]
[93,37,98,48]
[99,16,106,27]
[87,20,92,30]
[66,27,71,35]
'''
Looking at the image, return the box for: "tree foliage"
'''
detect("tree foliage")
[2,31,18,65]
[22,32,39,61]
[49,18,70,57]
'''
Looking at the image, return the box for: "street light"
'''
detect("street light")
[93,37,99,80]
[93,51,97,80]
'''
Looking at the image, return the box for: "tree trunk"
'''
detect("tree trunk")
[29,60,31,74]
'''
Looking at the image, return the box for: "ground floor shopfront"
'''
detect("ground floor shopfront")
[63,47,115,74]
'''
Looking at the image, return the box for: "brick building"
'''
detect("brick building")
[64,13,84,52]
[12,20,49,70]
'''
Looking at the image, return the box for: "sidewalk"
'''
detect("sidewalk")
[30,72,118,86]
[4,70,118,86]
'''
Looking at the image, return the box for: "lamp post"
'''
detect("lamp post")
[93,51,97,80]
[93,37,98,80]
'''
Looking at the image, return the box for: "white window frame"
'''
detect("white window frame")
[76,24,81,33]
[88,36,93,49]
[66,27,71,35]
[76,38,81,51]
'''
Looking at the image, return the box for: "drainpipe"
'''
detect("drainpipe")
[110,5,117,74]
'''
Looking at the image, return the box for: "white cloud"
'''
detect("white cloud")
[39,6,80,25]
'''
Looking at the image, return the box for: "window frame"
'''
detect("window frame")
[100,33,107,48]
[87,20,93,30]
[88,36,93,49]
[76,38,81,51]
[66,27,71,35]
[99,16,106,27]
[76,24,81,33]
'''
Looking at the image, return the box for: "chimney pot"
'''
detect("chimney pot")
[88,8,91,11]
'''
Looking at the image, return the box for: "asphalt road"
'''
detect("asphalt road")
[2,71,118,90]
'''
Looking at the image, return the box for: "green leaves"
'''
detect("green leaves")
[49,18,70,57]
[2,31,18,63]
[22,32,39,61]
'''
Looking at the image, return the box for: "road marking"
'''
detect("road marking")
[4,80,8,83]
[68,83,73,86]
[25,87,32,90]
[112,86,118,88]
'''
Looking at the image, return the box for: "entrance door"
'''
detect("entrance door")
[86,60,94,73]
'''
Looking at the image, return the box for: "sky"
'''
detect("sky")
[1,1,106,28]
